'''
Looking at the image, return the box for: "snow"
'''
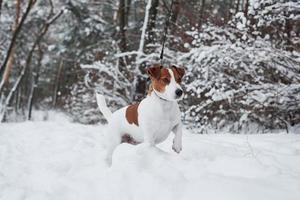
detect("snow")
[1,114,300,200]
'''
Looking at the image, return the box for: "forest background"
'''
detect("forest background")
[0,0,299,133]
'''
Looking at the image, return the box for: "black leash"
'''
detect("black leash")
[160,0,175,65]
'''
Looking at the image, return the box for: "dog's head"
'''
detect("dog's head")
[147,64,185,101]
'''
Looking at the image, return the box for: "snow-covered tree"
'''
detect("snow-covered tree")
[179,21,300,133]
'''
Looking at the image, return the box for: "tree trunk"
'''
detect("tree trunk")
[0,0,21,90]
[0,3,63,122]
[0,0,36,93]
[0,0,3,19]
[227,0,234,21]
[244,0,249,18]
[53,60,63,108]
[170,0,180,27]
[146,0,159,45]
[235,0,240,14]
[125,0,131,26]
[0,65,26,122]
[28,46,43,120]
[15,87,21,113]
[138,0,152,54]
[0,0,35,76]
[117,0,130,77]
[199,0,206,27]
[118,0,127,53]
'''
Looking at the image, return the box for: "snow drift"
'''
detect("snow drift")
[1,114,300,200]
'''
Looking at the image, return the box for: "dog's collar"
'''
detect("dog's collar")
[153,90,170,102]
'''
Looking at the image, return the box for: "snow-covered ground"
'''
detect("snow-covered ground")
[1,113,300,200]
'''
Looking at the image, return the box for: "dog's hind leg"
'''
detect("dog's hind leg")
[103,126,121,166]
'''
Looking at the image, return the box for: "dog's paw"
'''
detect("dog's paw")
[172,140,182,154]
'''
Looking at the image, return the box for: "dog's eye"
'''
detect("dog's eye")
[162,78,170,84]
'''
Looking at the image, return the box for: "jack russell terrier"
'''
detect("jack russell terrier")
[96,64,185,165]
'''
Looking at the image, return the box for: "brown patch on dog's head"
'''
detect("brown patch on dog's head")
[126,103,139,126]
[147,65,171,93]
[171,65,185,83]
[147,64,162,80]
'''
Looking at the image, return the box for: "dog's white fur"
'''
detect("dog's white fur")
[97,68,183,165]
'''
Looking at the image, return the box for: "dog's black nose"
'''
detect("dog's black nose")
[175,89,183,97]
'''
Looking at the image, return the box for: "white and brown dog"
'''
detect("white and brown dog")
[96,65,185,165]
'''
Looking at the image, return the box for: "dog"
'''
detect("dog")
[96,64,185,165]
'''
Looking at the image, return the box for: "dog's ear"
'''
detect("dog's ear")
[147,65,163,79]
[171,65,185,79]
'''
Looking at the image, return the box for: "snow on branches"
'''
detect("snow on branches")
[180,23,300,133]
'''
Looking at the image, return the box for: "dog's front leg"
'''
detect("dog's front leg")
[141,125,156,146]
[172,123,183,153]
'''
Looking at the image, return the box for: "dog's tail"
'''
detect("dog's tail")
[96,93,112,121]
